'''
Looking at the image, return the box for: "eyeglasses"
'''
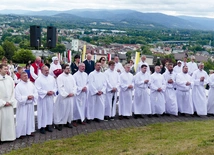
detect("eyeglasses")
[102,59,106,61]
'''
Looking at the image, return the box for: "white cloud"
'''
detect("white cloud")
[0,0,214,17]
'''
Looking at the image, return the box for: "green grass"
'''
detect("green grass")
[7,120,214,155]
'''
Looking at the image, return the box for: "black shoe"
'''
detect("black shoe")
[123,116,129,119]
[153,114,159,117]
[55,125,62,131]
[138,115,144,119]
[64,122,73,128]
[147,114,152,118]
[104,116,109,121]
[133,114,138,119]
[0,141,3,145]
[40,127,46,134]
[45,125,53,132]
[94,118,100,123]
[119,116,123,120]
[110,117,115,120]
[86,119,91,124]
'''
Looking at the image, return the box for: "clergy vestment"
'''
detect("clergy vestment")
[104,68,120,118]
[133,71,151,115]
[87,70,107,120]
[163,70,178,115]
[150,72,166,114]
[136,61,150,74]
[49,59,62,77]
[176,72,194,114]
[15,80,38,138]
[115,62,125,74]
[35,74,57,129]
[73,71,88,122]
[173,65,182,75]
[54,72,77,125]
[192,69,208,115]
[207,74,214,114]
[187,61,198,76]
[119,71,134,116]
[0,75,16,141]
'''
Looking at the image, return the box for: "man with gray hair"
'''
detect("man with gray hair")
[187,56,198,76]
[83,53,95,75]
[192,62,208,116]
[137,55,150,73]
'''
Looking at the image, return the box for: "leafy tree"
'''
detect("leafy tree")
[12,49,36,63]
[50,43,66,53]
[2,40,16,60]
[141,45,152,55]
[0,46,5,59]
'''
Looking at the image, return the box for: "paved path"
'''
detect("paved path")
[0,114,213,154]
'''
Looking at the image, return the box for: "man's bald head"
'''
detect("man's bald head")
[35,56,42,65]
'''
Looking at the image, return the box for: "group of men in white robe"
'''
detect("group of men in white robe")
[1,54,214,144]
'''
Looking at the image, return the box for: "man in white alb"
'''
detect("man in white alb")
[35,66,57,134]
[150,66,166,116]
[176,66,194,115]
[73,63,88,125]
[87,62,107,122]
[104,61,120,121]
[15,72,38,138]
[192,63,208,116]
[136,55,150,73]
[54,64,77,130]
[133,64,151,118]
[119,64,134,119]
[0,64,16,143]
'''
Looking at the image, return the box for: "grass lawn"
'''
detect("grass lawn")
[7,120,214,155]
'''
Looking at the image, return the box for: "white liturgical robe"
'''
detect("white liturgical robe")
[133,71,151,115]
[15,80,38,138]
[73,71,88,122]
[0,75,16,141]
[176,72,194,114]
[54,72,77,124]
[150,72,166,114]
[136,61,150,74]
[173,65,182,75]
[163,70,178,115]
[119,71,134,116]
[35,74,57,129]
[192,69,208,115]
[207,74,214,114]
[87,70,107,120]
[104,69,120,117]
[187,61,198,75]
[114,62,125,74]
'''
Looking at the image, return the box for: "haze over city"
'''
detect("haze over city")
[1,0,214,18]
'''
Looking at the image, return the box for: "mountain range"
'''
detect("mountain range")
[0,9,213,31]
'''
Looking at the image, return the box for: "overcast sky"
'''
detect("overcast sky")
[1,0,214,18]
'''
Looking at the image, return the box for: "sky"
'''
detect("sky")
[1,0,214,18]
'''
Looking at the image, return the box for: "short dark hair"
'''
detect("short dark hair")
[74,55,80,60]
[168,63,173,66]
[62,63,70,70]
[141,64,147,68]
[0,64,8,69]
[108,60,115,66]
